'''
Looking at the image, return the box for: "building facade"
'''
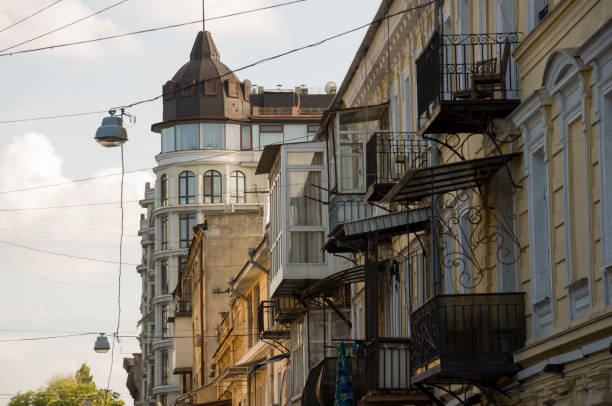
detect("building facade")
[134,28,333,406]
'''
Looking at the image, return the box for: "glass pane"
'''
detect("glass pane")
[288,231,324,263]
[213,174,222,203]
[339,143,364,191]
[201,123,224,149]
[161,127,175,152]
[177,124,199,150]
[253,125,260,150]
[260,132,283,148]
[187,175,195,203]
[241,126,252,150]
[288,171,322,226]
[287,152,323,166]
[284,125,307,143]
[260,125,283,132]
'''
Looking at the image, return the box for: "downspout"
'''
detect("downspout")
[199,231,205,387]
[248,248,269,275]
[229,280,253,345]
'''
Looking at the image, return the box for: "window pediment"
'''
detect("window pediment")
[542,48,584,95]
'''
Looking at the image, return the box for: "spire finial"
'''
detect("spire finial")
[202,0,205,31]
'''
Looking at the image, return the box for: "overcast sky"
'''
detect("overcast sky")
[0,0,379,403]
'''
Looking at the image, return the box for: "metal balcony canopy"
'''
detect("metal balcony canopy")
[325,207,430,253]
[302,265,365,300]
[332,102,388,125]
[383,152,521,203]
[255,144,281,174]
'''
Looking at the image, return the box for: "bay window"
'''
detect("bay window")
[161,127,175,153]
[176,124,199,150]
[200,123,224,149]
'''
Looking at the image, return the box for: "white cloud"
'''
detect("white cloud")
[0,132,151,403]
[0,0,142,59]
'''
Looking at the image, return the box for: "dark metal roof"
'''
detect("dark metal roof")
[255,144,281,175]
[383,153,521,203]
[301,266,365,299]
[162,31,250,123]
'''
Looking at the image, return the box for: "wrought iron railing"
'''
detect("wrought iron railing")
[302,356,366,406]
[175,300,192,314]
[257,300,291,339]
[365,132,430,190]
[416,32,520,124]
[410,293,526,377]
[365,337,411,391]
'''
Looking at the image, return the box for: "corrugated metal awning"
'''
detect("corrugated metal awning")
[383,153,521,203]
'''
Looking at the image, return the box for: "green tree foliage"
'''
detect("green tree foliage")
[8,364,124,406]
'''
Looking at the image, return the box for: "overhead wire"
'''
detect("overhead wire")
[0,0,307,57]
[0,0,65,34]
[0,0,130,53]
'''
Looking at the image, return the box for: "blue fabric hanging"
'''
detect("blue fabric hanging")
[334,341,354,406]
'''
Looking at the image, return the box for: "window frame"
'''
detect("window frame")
[178,171,196,205]
[241,125,252,151]
[180,79,196,97]
[230,171,246,203]
[161,259,169,294]
[203,170,223,203]
[160,215,168,250]
[179,213,196,248]
[203,77,220,96]
[227,78,240,98]
[160,174,168,206]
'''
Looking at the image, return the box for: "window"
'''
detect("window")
[201,123,224,149]
[162,304,169,338]
[241,126,252,150]
[284,125,307,143]
[243,81,250,101]
[204,170,222,203]
[180,213,196,248]
[179,171,196,204]
[163,81,176,100]
[161,350,169,385]
[288,170,324,263]
[160,216,168,250]
[339,135,364,192]
[259,125,283,147]
[290,319,305,395]
[176,124,199,150]
[180,79,196,96]
[161,127,175,153]
[160,174,168,206]
[230,171,246,203]
[161,259,168,294]
[203,78,220,96]
[528,0,549,33]
[227,79,240,98]
[178,255,186,273]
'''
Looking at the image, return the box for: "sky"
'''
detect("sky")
[0,0,379,403]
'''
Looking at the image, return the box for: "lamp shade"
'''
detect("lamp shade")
[94,333,111,353]
[95,116,128,147]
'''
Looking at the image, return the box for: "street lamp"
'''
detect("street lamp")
[94,110,128,147]
[94,333,111,353]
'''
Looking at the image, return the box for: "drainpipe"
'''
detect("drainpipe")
[229,279,253,345]
[248,248,269,276]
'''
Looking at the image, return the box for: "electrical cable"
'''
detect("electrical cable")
[0,0,65,34]
[0,0,130,53]
[0,0,306,57]
[0,239,138,265]
[0,1,434,122]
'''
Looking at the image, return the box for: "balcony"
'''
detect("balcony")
[410,293,526,384]
[257,300,290,340]
[416,32,520,134]
[175,300,192,317]
[365,132,430,202]
[328,194,374,234]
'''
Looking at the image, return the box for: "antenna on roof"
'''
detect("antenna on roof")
[202,0,206,31]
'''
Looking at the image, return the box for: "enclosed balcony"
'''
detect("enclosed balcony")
[416,32,520,134]
[410,293,526,384]
[256,141,333,297]
[364,132,431,202]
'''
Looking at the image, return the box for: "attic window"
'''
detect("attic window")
[203,78,220,96]
[163,81,176,100]
[228,79,240,98]
[181,79,196,96]
[243,82,251,101]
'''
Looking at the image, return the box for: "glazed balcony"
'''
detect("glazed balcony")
[328,194,374,234]
[364,132,431,202]
[410,293,526,384]
[416,32,520,134]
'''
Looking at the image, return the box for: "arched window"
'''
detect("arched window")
[230,171,246,203]
[160,174,168,206]
[178,171,195,204]
[203,170,222,203]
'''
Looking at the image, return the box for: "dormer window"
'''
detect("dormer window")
[243,81,251,101]
[180,79,196,96]
[203,78,220,96]
[228,79,240,98]
[163,81,176,100]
